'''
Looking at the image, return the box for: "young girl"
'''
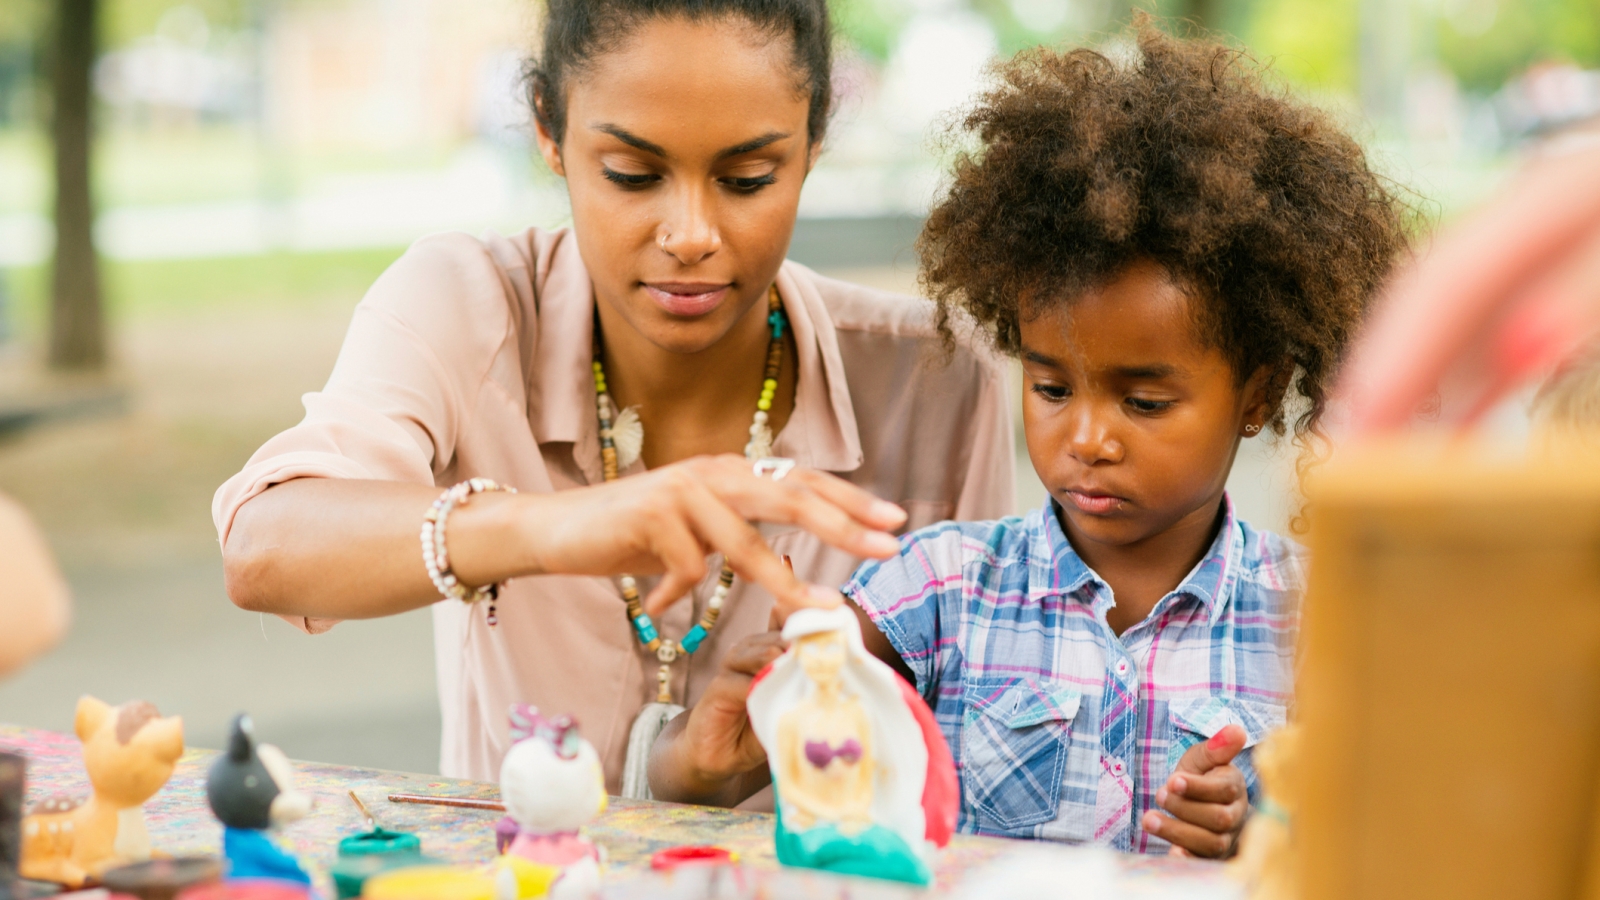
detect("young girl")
[214,0,1014,790]
[649,25,1408,855]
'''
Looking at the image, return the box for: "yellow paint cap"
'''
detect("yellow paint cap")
[362,865,496,900]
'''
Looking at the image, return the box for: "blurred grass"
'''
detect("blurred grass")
[0,124,467,215]
[5,245,406,333]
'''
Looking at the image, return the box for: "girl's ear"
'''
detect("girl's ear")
[532,98,566,178]
[1241,360,1293,436]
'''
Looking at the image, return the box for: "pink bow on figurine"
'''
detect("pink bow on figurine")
[507,704,581,760]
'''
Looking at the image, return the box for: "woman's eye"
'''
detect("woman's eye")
[722,174,776,193]
[1031,384,1069,402]
[601,168,659,189]
[1127,397,1174,413]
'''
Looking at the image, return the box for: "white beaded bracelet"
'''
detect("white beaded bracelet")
[421,478,516,626]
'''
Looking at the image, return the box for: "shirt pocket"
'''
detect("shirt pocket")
[1167,696,1288,801]
[961,676,1083,833]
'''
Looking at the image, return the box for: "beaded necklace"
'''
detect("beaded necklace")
[592,284,788,705]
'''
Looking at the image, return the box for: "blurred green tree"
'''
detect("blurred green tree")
[47,0,105,369]
[1436,0,1600,92]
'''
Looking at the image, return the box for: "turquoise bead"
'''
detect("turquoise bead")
[680,624,709,654]
[633,615,659,645]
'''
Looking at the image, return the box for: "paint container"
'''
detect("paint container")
[649,846,739,871]
[175,879,310,900]
[100,858,224,900]
[336,828,420,859]
[360,866,495,900]
[329,852,442,899]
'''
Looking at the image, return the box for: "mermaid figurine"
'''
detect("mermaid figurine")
[748,606,956,885]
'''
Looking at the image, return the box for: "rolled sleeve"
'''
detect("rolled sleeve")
[211,232,520,632]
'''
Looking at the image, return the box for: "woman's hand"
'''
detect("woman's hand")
[226,456,896,624]
[1141,724,1251,858]
[646,631,786,806]
[492,455,905,617]
[1339,141,1600,435]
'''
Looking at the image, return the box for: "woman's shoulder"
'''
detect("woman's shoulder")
[786,262,1005,375]
[357,226,580,354]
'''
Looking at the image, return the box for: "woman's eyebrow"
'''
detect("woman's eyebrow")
[593,123,668,157]
[716,131,791,160]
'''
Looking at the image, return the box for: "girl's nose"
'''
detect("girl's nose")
[1065,404,1123,465]
[657,184,721,265]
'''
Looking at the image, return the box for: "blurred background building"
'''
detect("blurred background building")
[0,0,1594,771]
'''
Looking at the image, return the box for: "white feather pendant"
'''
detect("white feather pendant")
[610,405,644,470]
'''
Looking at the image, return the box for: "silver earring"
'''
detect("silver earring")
[1244,424,1261,435]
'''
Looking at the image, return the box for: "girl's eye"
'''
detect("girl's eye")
[1127,397,1174,414]
[722,174,776,193]
[602,168,659,188]
[1031,384,1069,402]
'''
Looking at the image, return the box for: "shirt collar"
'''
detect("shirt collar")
[1027,493,1244,626]
[525,234,863,480]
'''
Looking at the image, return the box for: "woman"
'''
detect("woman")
[0,492,70,677]
[214,0,1013,789]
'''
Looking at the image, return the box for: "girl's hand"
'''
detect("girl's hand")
[479,454,905,618]
[647,631,786,806]
[1140,724,1250,858]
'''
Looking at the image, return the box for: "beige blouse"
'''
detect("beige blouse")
[213,226,1014,788]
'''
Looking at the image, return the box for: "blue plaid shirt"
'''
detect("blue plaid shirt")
[846,496,1301,853]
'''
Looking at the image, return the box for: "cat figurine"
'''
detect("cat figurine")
[494,706,605,900]
[205,714,313,885]
[19,696,184,887]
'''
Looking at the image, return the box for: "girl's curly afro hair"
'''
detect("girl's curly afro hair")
[918,23,1410,441]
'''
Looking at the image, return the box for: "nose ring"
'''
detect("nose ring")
[657,232,671,251]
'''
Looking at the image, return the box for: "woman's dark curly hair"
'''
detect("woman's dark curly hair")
[919,23,1409,443]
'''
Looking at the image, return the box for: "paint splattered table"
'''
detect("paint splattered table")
[0,725,1239,897]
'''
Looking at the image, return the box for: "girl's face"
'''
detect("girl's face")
[535,15,817,355]
[1019,259,1274,553]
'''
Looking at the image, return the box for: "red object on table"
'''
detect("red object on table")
[649,846,738,871]
[176,879,311,900]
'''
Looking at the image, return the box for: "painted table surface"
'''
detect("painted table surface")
[0,725,1239,898]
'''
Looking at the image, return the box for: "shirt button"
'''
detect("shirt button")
[1115,659,1130,676]
[1112,760,1125,776]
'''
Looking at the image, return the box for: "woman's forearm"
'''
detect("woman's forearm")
[222,456,908,623]
[0,494,71,676]
[222,478,541,620]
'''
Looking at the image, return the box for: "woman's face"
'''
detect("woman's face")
[536,15,817,355]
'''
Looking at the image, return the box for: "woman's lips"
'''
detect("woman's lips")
[644,283,730,317]
[1064,490,1126,515]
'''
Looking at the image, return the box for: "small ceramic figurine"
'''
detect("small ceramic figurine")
[1231,725,1299,900]
[206,714,313,886]
[493,705,605,900]
[0,750,27,896]
[19,696,185,887]
[747,606,957,886]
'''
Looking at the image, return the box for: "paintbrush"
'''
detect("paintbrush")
[386,792,506,812]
